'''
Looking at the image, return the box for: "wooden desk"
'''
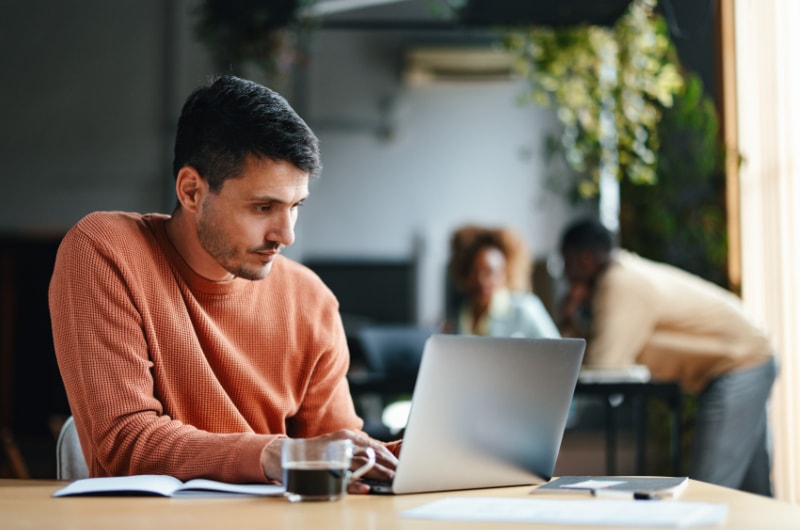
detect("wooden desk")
[2,479,799,529]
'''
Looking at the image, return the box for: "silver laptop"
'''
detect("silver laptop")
[370,334,585,494]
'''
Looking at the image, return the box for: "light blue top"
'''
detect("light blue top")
[456,289,560,339]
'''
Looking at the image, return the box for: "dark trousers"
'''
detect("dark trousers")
[690,357,778,496]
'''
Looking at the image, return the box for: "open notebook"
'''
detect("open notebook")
[53,475,285,497]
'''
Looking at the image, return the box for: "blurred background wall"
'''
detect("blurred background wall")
[0,0,722,479]
[0,0,577,327]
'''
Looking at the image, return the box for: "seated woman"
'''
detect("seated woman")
[446,225,559,338]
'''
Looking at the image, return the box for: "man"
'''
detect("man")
[559,218,777,496]
[49,75,398,490]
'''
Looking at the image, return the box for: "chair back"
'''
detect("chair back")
[56,415,89,480]
[357,324,436,378]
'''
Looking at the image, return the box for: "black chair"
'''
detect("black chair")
[349,324,437,438]
[357,324,436,380]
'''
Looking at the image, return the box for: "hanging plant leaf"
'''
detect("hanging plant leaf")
[505,0,684,198]
[194,0,317,77]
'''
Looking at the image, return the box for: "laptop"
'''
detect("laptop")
[368,334,585,494]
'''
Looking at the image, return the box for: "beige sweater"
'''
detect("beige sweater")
[586,250,774,394]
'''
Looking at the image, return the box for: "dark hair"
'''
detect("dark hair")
[173,75,321,191]
[448,225,531,292]
[560,218,614,253]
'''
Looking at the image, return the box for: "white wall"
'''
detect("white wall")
[0,0,213,231]
[299,30,574,323]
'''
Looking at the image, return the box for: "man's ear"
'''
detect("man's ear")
[174,166,207,212]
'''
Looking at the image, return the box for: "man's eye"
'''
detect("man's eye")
[255,205,272,212]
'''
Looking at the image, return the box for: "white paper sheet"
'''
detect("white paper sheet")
[401,497,728,527]
[562,479,626,489]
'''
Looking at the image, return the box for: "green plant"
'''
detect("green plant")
[194,0,316,78]
[620,73,728,286]
[504,0,684,198]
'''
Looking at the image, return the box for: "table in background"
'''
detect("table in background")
[3,479,799,530]
[350,373,685,477]
[573,380,683,476]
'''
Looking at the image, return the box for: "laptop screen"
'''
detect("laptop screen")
[390,335,585,494]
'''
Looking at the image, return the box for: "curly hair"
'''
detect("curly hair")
[448,225,533,293]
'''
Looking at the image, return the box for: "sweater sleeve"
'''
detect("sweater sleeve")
[287,308,365,437]
[585,264,657,368]
[49,220,277,483]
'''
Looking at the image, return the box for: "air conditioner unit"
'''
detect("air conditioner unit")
[403,46,516,86]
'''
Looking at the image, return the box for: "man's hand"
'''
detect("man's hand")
[559,282,590,329]
[261,429,398,494]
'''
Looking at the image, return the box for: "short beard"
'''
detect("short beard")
[196,211,269,281]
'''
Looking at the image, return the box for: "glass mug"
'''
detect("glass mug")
[281,439,376,502]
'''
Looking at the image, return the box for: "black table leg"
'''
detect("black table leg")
[635,394,647,474]
[605,395,618,475]
[670,394,682,475]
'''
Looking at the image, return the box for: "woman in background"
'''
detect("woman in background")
[446,225,560,338]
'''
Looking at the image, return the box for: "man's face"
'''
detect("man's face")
[561,248,598,287]
[196,156,309,281]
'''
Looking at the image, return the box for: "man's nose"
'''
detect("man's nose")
[269,210,296,247]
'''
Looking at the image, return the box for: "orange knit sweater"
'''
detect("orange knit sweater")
[50,212,389,483]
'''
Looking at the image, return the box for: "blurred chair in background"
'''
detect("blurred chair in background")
[350,324,438,439]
